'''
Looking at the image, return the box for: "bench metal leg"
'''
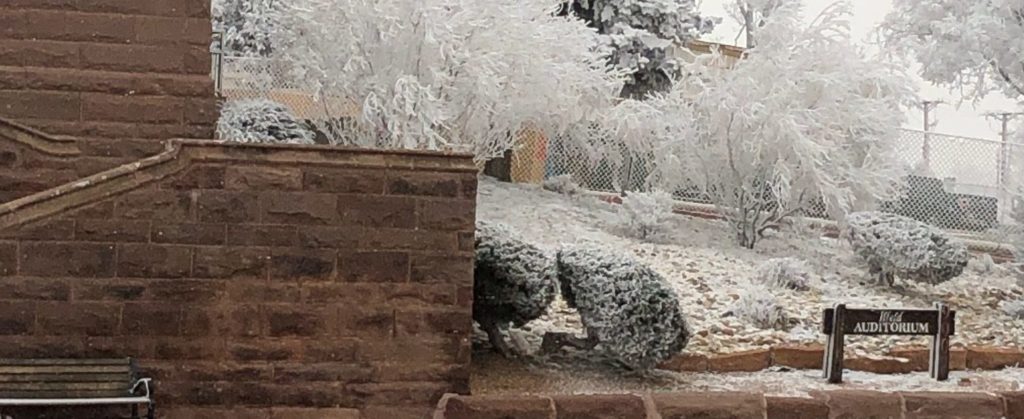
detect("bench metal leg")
[131,404,139,419]
[147,401,155,419]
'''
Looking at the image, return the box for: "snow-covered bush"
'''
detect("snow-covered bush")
[728,288,789,330]
[217,100,315,144]
[1001,299,1024,320]
[844,211,969,285]
[267,0,624,158]
[564,0,717,97]
[968,254,999,275]
[542,174,582,196]
[616,190,674,242]
[551,244,689,370]
[611,2,913,249]
[473,221,558,357]
[753,257,813,291]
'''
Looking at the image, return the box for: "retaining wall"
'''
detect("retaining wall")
[433,391,1024,419]
[0,141,477,418]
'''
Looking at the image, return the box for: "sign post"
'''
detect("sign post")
[821,303,955,383]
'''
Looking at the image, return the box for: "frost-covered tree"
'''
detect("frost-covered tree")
[212,0,278,57]
[473,221,559,357]
[881,0,1024,102]
[562,0,717,98]
[217,99,315,144]
[613,2,914,248]
[615,189,674,241]
[266,0,624,160]
[547,244,689,370]
[730,0,785,47]
[844,211,969,285]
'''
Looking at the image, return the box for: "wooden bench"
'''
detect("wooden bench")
[0,358,154,419]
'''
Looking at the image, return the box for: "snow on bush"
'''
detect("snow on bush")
[217,99,315,144]
[267,0,624,159]
[968,254,1000,275]
[753,257,813,291]
[552,244,689,370]
[542,174,581,196]
[1002,299,1024,320]
[728,288,790,330]
[473,221,558,357]
[616,190,674,242]
[844,211,969,285]
[610,2,913,249]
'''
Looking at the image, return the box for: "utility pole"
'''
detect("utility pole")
[984,111,1023,224]
[920,100,942,175]
[985,112,1023,190]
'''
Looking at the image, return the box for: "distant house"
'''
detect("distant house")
[679,39,745,65]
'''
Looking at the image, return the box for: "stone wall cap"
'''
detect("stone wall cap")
[0,134,477,230]
[0,117,81,157]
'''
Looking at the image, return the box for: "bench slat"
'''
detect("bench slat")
[0,390,130,399]
[0,359,130,366]
[0,373,130,383]
[0,366,131,375]
[0,382,128,391]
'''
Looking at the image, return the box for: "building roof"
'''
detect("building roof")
[686,40,746,59]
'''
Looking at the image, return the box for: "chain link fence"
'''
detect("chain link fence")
[519,125,1024,232]
[214,55,1024,239]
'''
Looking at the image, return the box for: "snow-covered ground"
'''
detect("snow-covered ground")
[475,178,1024,359]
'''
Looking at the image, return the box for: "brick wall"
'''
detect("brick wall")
[0,0,217,139]
[434,391,1024,419]
[0,141,477,419]
[0,117,165,202]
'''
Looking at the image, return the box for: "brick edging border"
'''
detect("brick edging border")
[658,345,1024,374]
[433,390,1024,418]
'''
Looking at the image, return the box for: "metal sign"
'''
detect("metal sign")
[821,303,955,383]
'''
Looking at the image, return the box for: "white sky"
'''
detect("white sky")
[698,0,1021,142]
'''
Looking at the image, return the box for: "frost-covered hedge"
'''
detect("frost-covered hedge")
[844,211,968,285]
[473,221,558,355]
[217,99,315,144]
[542,174,581,196]
[1002,299,1024,320]
[616,190,674,242]
[753,257,813,291]
[554,244,689,370]
[729,288,789,330]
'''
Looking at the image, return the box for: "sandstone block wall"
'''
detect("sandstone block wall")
[0,142,477,419]
[0,118,165,202]
[0,0,217,139]
[434,391,1024,419]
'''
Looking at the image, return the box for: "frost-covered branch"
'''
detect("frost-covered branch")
[563,0,717,98]
[611,1,914,248]
[881,0,1024,101]
[212,0,279,57]
[266,0,625,161]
